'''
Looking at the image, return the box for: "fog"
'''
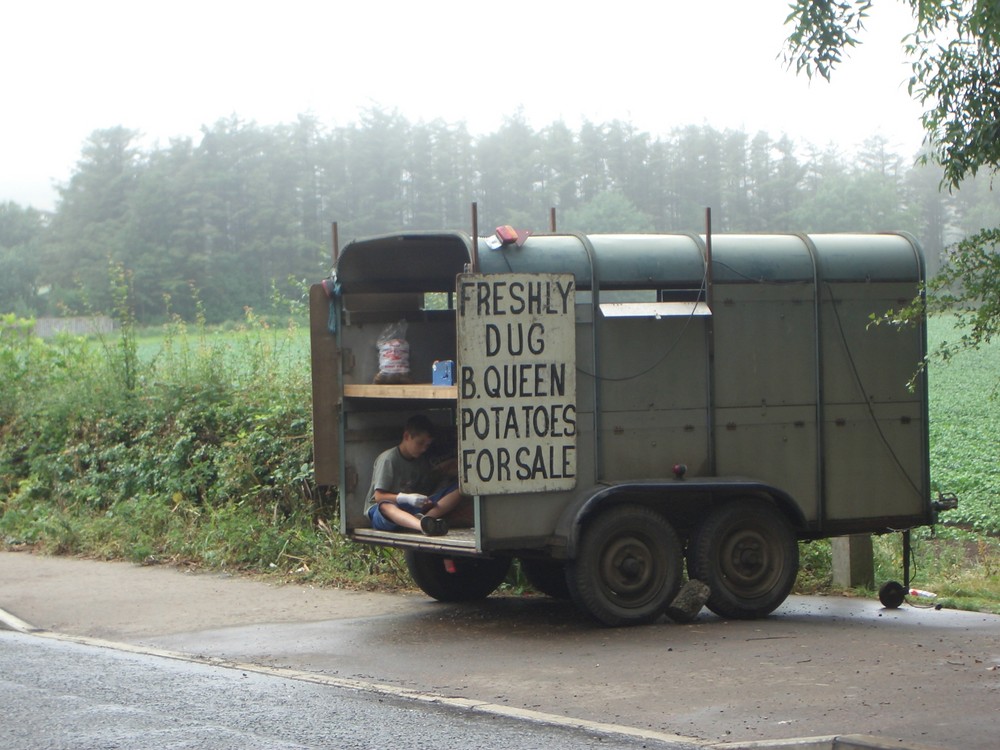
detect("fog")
[2,0,925,211]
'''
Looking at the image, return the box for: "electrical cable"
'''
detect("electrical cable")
[824,279,925,499]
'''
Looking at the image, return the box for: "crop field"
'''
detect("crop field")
[926,315,1000,534]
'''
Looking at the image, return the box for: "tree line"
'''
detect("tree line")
[1,109,997,323]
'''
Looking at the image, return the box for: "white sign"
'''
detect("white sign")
[456,273,576,495]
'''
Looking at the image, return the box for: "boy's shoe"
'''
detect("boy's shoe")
[420,515,449,536]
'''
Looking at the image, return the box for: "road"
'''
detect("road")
[1,551,998,748]
[0,630,693,750]
[144,593,1000,747]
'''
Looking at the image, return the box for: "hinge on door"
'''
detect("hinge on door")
[342,348,355,374]
[344,463,358,493]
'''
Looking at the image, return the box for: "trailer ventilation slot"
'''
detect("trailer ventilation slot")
[599,301,712,318]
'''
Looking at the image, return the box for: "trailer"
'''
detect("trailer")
[310,227,938,626]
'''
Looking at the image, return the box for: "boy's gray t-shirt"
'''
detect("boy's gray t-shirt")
[366,446,431,510]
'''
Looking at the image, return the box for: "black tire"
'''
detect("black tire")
[404,550,512,602]
[567,504,684,626]
[879,580,905,609]
[687,499,798,619]
[520,558,571,600]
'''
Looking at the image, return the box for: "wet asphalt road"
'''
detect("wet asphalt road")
[1,630,695,750]
[2,553,998,749]
[142,594,1000,749]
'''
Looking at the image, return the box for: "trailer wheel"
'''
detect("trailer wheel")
[404,550,512,603]
[687,500,798,619]
[520,558,571,600]
[568,505,683,626]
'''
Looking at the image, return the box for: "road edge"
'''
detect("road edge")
[0,605,40,633]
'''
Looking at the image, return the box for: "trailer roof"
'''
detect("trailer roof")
[332,231,923,292]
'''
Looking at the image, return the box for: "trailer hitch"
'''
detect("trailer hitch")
[879,493,959,609]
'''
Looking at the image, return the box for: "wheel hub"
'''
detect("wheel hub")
[600,537,658,599]
[734,540,763,571]
[723,530,777,591]
[619,555,643,579]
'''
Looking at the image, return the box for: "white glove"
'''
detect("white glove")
[396,492,429,510]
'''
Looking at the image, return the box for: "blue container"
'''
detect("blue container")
[432,360,455,385]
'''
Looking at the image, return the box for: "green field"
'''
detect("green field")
[926,315,1000,533]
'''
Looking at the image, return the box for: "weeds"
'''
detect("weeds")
[884,530,1000,613]
[0,295,417,592]
[793,530,1000,615]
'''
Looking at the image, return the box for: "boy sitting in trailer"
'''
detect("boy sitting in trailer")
[365,415,467,536]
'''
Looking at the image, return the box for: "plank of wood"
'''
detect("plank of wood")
[343,383,458,400]
[352,527,477,552]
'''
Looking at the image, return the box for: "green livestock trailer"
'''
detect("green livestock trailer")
[310,229,939,626]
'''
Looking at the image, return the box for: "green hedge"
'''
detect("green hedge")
[0,312,405,589]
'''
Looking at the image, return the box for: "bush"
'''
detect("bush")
[0,304,416,589]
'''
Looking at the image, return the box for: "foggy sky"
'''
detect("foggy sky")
[2,0,925,212]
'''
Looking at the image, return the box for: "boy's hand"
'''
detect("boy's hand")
[396,492,430,510]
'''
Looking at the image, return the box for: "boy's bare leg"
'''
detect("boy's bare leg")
[426,489,473,527]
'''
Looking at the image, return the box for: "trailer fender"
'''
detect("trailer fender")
[554,479,807,559]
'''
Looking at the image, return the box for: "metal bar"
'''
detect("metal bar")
[902,232,932,511]
[470,202,479,272]
[798,234,826,530]
[704,208,717,475]
[704,208,714,310]
[903,529,912,589]
[575,233,603,481]
[331,222,339,266]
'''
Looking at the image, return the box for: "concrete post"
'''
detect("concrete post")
[832,534,875,589]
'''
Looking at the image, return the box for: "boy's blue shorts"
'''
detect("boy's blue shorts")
[367,502,415,531]
[367,483,459,531]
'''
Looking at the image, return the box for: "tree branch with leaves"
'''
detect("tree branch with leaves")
[784,0,1000,360]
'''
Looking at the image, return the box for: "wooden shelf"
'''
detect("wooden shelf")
[343,383,457,400]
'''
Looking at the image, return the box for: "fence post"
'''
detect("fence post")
[832,534,875,588]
